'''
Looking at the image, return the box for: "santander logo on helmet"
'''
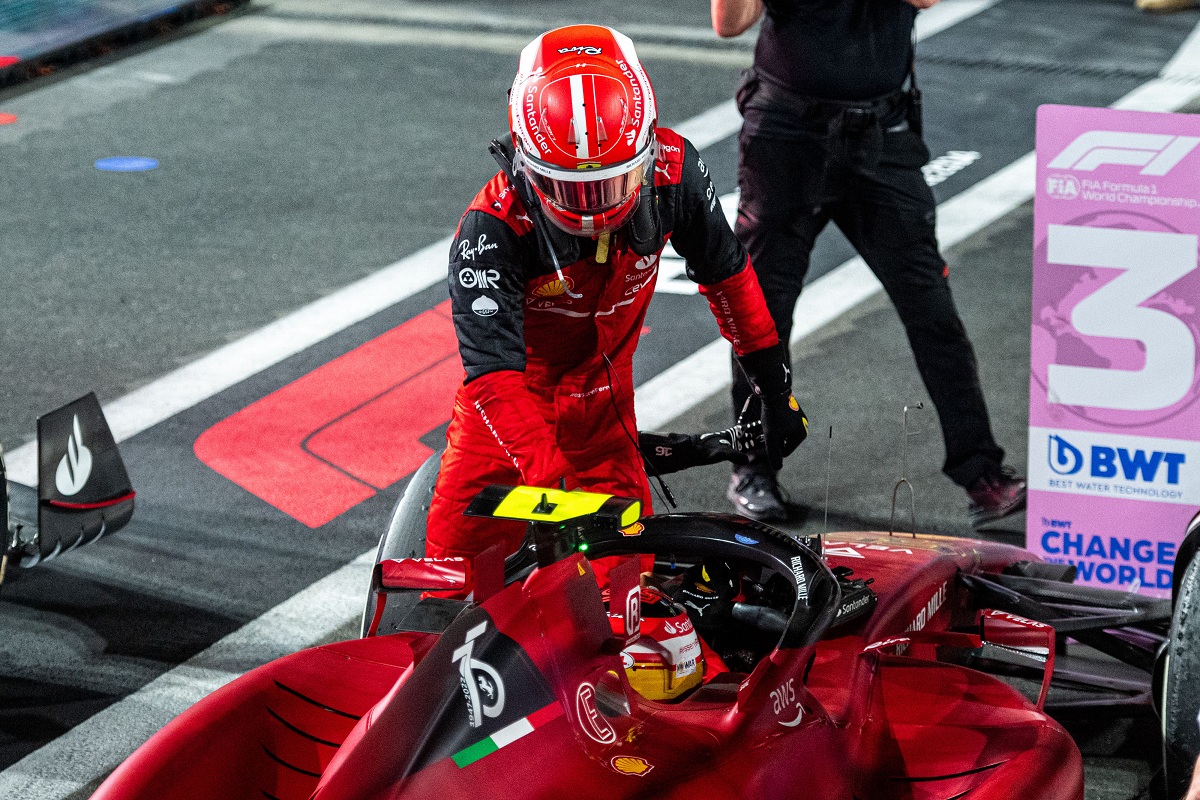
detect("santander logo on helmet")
[509,25,658,237]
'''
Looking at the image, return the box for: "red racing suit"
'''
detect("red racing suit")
[427,128,779,560]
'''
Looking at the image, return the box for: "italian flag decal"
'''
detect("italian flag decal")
[451,702,564,768]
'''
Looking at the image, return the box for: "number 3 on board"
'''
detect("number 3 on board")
[1047,224,1197,411]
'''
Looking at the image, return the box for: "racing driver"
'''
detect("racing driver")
[426,24,809,561]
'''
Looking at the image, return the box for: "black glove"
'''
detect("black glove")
[638,421,763,475]
[737,342,809,470]
[669,561,739,642]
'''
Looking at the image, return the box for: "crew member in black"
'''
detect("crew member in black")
[712,0,1027,527]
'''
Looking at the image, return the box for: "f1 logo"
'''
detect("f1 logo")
[1048,130,1200,176]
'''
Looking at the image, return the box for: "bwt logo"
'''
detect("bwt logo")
[1048,131,1200,176]
[1048,434,1186,484]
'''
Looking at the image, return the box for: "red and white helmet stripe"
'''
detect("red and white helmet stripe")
[507,25,658,236]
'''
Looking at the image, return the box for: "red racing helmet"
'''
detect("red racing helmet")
[509,25,658,237]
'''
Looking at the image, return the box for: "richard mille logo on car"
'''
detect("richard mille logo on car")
[459,267,500,289]
[472,296,499,317]
[55,414,93,496]
[790,556,809,603]
[452,622,506,729]
[906,582,948,633]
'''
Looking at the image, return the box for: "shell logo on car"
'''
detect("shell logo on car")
[610,756,654,776]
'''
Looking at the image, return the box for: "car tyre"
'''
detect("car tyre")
[1162,510,1200,800]
[359,450,442,637]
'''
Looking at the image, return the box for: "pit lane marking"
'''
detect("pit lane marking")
[0,0,1005,488]
[2,0,1002,484]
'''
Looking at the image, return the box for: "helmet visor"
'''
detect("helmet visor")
[523,144,652,214]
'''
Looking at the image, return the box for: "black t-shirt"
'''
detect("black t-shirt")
[753,0,916,100]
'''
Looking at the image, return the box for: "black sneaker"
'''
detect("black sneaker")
[728,470,787,522]
[966,467,1027,528]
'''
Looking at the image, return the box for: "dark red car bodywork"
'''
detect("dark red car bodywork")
[91,523,1084,800]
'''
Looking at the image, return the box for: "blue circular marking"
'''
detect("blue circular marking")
[735,533,760,545]
[95,157,158,172]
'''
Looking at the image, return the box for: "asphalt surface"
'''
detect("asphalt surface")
[1,0,1197,797]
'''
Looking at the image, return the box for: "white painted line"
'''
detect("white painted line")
[1158,17,1200,81]
[5,236,450,485]
[672,99,741,153]
[0,553,375,800]
[915,0,1002,40]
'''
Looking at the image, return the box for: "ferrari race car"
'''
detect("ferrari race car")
[92,449,1200,800]
[2,392,135,585]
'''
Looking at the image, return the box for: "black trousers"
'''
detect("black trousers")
[732,97,1004,488]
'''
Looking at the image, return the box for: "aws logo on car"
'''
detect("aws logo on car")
[1048,433,1185,484]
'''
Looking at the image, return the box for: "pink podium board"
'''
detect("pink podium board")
[1030,105,1200,597]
